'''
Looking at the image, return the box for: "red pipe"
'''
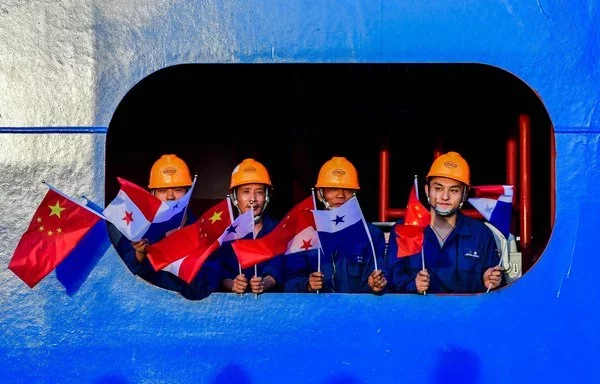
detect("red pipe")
[506,137,517,237]
[385,208,407,218]
[379,147,390,222]
[387,208,483,219]
[506,137,517,188]
[519,114,532,247]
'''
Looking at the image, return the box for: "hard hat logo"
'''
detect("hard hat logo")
[163,167,177,175]
[332,169,346,177]
[242,166,257,174]
[443,161,458,169]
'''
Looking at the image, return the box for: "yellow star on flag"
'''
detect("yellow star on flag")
[48,201,66,218]
[209,210,223,224]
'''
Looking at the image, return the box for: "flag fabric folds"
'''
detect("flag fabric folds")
[144,176,196,243]
[55,218,110,295]
[9,185,103,288]
[395,225,427,258]
[146,199,244,283]
[102,177,195,242]
[312,196,370,257]
[395,186,431,258]
[147,198,230,270]
[404,185,431,227]
[468,185,513,238]
[161,209,254,283]
[232,196,318,269]
[217,209,254,244]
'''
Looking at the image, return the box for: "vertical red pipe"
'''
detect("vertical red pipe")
[550,125,556,228]
[519,114,532,248]
[379,147,390,222]
[506,137,517,237]
[506,137,517,187]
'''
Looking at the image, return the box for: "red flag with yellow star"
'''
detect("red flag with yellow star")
[395,186,431,258]
[9,187,102,288]
[146,199,230,276]
[404,186,431,227]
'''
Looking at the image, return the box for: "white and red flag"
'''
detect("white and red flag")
[232,196,319,269]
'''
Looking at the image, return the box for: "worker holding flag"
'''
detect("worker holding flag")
[218,158,283,294]
[388,152,505,294]
[284,157,388,294]
[109,154,220,300]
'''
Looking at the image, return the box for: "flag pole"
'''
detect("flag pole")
[311,188,321,294]
[249,201,258,300]
[226,194,243,297]
[355,197,379,271]
[413,174,419,200]
[414,176,427,296]
[311,188,321,274]
[179,174,197,229]
[487,235,508,293]
[225,195,241,274]
[80,194,105,215]
[42,181,105,219]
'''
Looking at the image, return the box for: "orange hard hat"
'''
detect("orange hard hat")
[315,156,360,190]
[148,154,193,189]
[230,158,272,189]
[426,151,470,186]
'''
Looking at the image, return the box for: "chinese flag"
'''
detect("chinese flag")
[396,186,431,258]
[395,225,426,258]
[9,188,102,288]
[147,199,230,272]
[404,186,431,227]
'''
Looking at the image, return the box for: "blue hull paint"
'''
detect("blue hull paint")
[2,1,600,383]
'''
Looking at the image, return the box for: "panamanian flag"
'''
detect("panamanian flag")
[468,185,513,238]
[312,196,371,259]
[102,177,195,242]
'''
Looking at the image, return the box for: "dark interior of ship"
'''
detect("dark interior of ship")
[106,63,552,274]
